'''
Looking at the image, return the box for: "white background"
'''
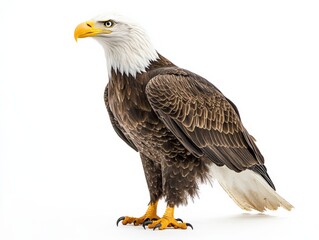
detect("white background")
[1,0,318,239]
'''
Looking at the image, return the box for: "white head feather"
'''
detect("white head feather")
[91,14,159,78]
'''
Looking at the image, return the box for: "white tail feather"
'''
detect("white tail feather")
[210,164,293,212]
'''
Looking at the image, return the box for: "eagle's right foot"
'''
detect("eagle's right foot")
[116,201,160,226]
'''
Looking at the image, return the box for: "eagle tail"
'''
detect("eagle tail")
[210,164,294,212]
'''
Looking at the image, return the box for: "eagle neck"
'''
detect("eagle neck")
[110,54,176,85]
[96,32,159,78]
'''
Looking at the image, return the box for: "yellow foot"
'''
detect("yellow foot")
[146,206,193,230]
[116,201,160,226]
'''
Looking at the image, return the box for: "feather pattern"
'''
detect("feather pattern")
[146,69,267,175]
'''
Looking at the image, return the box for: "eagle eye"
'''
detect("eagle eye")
[104,20,115,28]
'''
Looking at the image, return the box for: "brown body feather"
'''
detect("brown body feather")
[104,54,275,206]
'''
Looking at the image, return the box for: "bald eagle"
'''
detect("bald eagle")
[74,14,293,230]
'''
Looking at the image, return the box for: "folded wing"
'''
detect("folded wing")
[145,69,275,189]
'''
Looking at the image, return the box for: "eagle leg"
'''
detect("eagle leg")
[116,200,160,226]
[147,205,193,230]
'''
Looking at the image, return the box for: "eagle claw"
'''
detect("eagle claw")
[142,220,153,229]
[116,216,125,226]
[153,223,162,231]
[186,223,193,230]
[175,218,183,223]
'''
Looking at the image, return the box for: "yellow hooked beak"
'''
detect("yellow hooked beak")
[74,21,112,41]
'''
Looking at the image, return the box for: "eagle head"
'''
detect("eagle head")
[74,14,159,77]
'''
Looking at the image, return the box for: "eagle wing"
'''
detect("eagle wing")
[104,84,138,152]
[145,69,274,187]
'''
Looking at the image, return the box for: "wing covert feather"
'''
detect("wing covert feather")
[145,71,264,172]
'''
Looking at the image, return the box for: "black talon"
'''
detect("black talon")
[153,223,162,231]
[186,223,193,230]
[175,218,183,223]
[142,220,153,229]
[116,216,125,226]
[151,218,159,221]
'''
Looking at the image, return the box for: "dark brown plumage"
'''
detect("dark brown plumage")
[74,15,293,230]
[104,54,276,205]
[105,55,211,206]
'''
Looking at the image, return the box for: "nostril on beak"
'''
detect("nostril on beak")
[86,22,92,28]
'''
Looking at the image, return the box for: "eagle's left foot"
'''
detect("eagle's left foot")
[147,206,193,230]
